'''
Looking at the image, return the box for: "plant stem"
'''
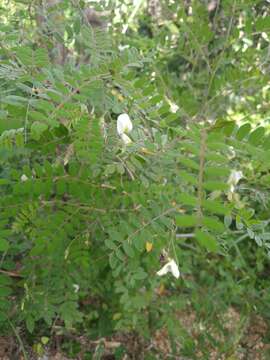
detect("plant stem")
[7,318,29,360]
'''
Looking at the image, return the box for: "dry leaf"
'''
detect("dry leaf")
[146,241,153,252]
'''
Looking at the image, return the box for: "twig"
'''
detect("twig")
[0,269,22,278]
[7,318,29,360]
[176,233,195,238]
[127,207,175,243]
[197,129,207,220]
[122,0,145,34]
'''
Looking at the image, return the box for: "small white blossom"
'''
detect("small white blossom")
[227,170,244,201]
[118,44,130,51]
[170,103,179,113]
[228,170,243,192]
[21,174,28,182]
[73,284,79,293]
[157,259,180,279]
[117,113,133,136]
[228,146,236,160]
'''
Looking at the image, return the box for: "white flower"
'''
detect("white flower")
[120,133,132,144]
[157,259,180,279]
[117,113,133,136]
[170,103,179,113]
[228,146,236,160]
[118,44,130,51]
[227,170,243,192]
[117,113,133,145]
[73,284,79,293]
[21,174,28,182]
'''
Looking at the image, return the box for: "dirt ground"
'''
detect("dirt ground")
[1,308,269,359]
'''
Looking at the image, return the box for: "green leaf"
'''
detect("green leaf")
[248,127,265,146]
[205,152,229,163]
[110,231,123,243]
[0,275,12,286]
[133,269,148,280]
[133,234,145,252]
[202,217,225,233]
[236,123,251,140]
[105,239,117,250]
[31,122,48,140]
[177,193,197,207]
[30,99,55,113]
[222,121,235,136]
[105,164,116,176]
[123,242,135,258]
[0,179,10,185]
[26,316,35,333]
[56,180,66,195]
[149,94,163,105]
[115,249,125,261]
[161,113,179,126]
[179,157,199,170]
[207,142,229,152]
[2,95,28,106]
[203,181,229,191]
[0,239,9,252]
[263,136,270,150]
[109,253,118,269]
[180,171,198,185]
[195,230,218,252]
[204,166,230,178]
[255,16,270,32]
[224,215,232,228]
[175,215,197,227]
[16,46,34,66]
[142,85,155,96]
[0,287,12,296]
[180,142,200,156]
[41,337,49,345]
[202,200,230,215]
[34,48,49,67]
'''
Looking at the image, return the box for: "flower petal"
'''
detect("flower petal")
[228,170,243,187]
[21,174,28,182]
[117,113,133,135]
[168,259,180,279]
[157,263,171,276]
[120,133,132,144]
[157,259,180,279]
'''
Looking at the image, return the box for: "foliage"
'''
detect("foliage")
[0,0,270,358]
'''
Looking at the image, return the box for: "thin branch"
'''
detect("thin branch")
[0,269,22,278]
[176,233,195,238]
[7,318,29,360]
[122,0,145,34]
[127,207,175,243]
[197,129,207,220]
